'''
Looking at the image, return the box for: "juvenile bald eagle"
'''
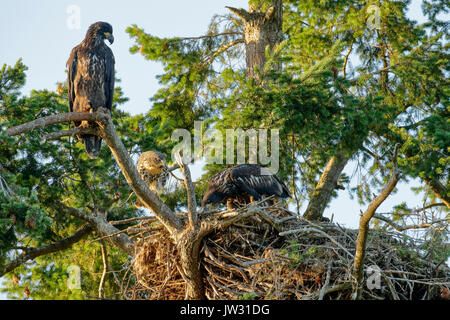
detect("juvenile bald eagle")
[202,164,290,210]
[135,151,169,208]
[67,21,115,158]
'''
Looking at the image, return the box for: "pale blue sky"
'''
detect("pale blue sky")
[0,0,445,299]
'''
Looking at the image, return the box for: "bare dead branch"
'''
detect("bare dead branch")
[98,241,108,298]
[7,110,184,235]
[6,112,98,137]
[96,109,184,234]
[226,6,251,22]
[202,38,245,67]
[352,144,401,299]
[319,261,333,300]
[42,127,98,141]
[175,151,198,229]
[374,214,448,232]
[109,216,157,226]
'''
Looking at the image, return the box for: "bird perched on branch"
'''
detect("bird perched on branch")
[202,164,290,210]
[66,21,115,158]
[135,151,169,208]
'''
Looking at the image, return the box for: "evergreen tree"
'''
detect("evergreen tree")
[0,0,448,299]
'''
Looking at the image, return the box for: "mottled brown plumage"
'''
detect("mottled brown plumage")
[135,151,169,208]
[66,21,115,158]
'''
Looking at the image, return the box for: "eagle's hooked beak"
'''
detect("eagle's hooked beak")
[104,32,114,44]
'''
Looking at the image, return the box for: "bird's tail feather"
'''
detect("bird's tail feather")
[82,134,102,159]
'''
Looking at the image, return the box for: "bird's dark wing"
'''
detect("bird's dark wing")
[66,47,78,113]
[104,47,115,111]
[231,164,290,198]
[209,167,233,187]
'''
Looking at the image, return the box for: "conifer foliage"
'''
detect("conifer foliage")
[0,1,448,299]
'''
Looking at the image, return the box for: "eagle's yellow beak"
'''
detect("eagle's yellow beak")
[104,32,114,44]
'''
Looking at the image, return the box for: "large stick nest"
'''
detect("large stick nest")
[127,205,449,300]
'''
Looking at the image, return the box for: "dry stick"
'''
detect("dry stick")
[175,151,198,229]
[53,203,134,255]
[89,225,162,244]
[42,127,98,141]
[5,112,98,137]
[98,241,108,298]
[352,144,401,299]
[319,261,333,300]
[109,216,157,226]
[7,110,184,236]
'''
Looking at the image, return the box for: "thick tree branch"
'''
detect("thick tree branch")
[6,112,98,137]
[7,110,184,235]
[0,225,92,277]
[57,203,135,255]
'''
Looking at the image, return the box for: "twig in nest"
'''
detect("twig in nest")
[319,261,333,300]
[109,216,157,225]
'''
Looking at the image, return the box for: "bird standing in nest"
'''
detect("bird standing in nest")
[135,151,169,208]
[202,164,291,210]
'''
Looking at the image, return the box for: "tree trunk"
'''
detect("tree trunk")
[177,229,205,299]
[228,0,283,78]
[303,152,349,221]
[175,222,215,299]
[424,177,450,209]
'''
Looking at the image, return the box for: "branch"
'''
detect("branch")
[0,225,92,277]
[225,6,251,22]
[424,178,450,208]
[98,241,108,298]
[7,110,184,235]
[374,214,448,232]
[342,40,354,78]
[168,154,195,172]
[6,112,98,137]
[57,203,135,256]
[352,144,401,299]
[96,109,184,233]
[176,32,243,41]
[202,38,244,67]
[319,261,333,300]
[42,127,98,142]
[175,151,198,230]
[264,6,276,21]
